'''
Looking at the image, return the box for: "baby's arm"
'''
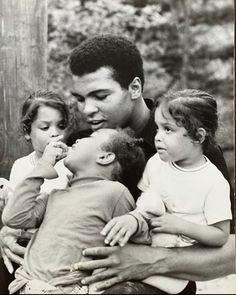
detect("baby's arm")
[101,191,162,247]
[2,139,67,229]
[2,161,52,229]
[150,214,230,247]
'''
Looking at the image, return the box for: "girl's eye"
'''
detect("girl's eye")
[58,123,67,130]
[165,127,172,133]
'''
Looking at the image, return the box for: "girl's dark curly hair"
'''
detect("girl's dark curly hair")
[156,89,218,153]
[101,128,145,198]
[21,90,70,136]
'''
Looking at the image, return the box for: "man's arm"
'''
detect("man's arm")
[72,235,235,291]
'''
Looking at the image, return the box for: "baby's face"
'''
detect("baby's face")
[64,129,117,172]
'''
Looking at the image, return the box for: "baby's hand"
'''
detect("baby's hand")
[42,135,68,166]
[150,213,185,235]
[101,215,138,247]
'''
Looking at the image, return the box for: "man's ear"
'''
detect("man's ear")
[24,134,31,141]
[195,128,206,144]
[96,152,116,166]
[128,77,142,100]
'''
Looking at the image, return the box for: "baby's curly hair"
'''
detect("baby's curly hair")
[101,128,145,197]
[21,90,70,136]
[69,34,144,90]
[156,89,218,152]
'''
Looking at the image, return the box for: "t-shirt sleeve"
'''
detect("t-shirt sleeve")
[9,160,22,190]
[138,157,153,192]
[112,186,136,217]
[204,174,232,225]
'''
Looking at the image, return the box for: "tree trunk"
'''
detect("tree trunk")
[0,0,47,178]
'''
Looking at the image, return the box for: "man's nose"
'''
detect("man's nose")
[83,100,98,115]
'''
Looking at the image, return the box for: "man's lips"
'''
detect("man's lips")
[156,147,166,152]
[87,119,105,129]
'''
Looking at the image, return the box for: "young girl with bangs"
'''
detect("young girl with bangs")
[9,90,72,193]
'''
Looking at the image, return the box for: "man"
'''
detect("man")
[0,35,234,294]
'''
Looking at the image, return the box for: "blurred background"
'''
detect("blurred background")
[47,0,234,185]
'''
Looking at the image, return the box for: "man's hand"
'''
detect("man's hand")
[0,178,12,211]
[42,135,68,166]
[150,213,186,235]
[0,226,31,273]
[101,215,138,247]
[71,245,155,291]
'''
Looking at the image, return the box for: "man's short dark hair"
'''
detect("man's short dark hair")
[69,34,144,89]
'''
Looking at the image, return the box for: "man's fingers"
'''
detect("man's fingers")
[81,269,117,285]
[1,251,14,273]
[21,230,33,240]
[82,246,119,258]
[95,277,122,291]
[4,247,24,265]
[72,259,109,271]
[4,239,26,256]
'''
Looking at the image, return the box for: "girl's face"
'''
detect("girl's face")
[154,106,199,167]
[26,105,68,158]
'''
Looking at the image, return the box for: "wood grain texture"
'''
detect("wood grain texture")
[0,0,47,178]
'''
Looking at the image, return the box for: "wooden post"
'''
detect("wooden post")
[0,0,47,179]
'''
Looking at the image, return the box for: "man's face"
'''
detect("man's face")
[71,67,134,131]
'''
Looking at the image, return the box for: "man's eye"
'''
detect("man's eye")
[71,92,84,102]
[40,126,49,131]
[95,94,108,100]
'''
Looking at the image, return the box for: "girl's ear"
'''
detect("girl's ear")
[24,134,31,141]
[196,128,206,144]
[128,77,142,100]
[96,152,116,166]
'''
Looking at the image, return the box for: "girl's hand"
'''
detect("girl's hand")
[150,213,186,235]
[101,215,138,247]
[42,135,68,166]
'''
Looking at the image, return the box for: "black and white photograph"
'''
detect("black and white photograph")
[0,0,235,294]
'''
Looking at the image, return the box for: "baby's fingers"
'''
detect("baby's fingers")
[119,231,131,247]
[103,224,122,245]
[101,219,117,236]
[109,228,127,246]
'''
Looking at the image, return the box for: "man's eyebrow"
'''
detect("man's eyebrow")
[89,89,110,96]
[71,91,83,98]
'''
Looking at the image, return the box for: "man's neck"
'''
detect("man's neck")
[129,98,151,136]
